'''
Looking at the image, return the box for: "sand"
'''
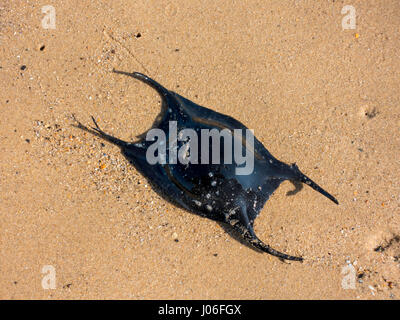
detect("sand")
[0,0,399,299]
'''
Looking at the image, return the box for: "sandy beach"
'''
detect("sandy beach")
[0,0,399,299]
